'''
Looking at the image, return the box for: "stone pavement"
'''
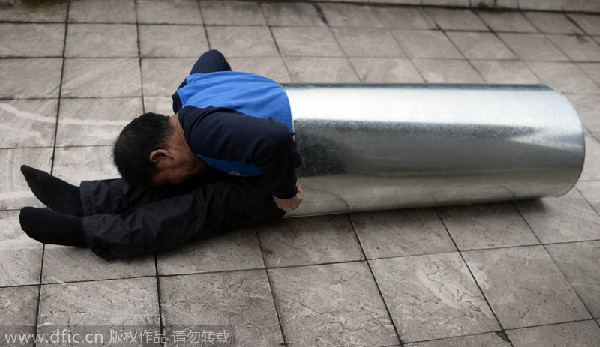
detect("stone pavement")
[1,0,600,346]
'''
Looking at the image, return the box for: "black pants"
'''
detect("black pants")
[80,173,283,260]
[80,51,284,260]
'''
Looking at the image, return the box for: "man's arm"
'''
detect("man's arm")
[179,105,301,200]
[274,182,303,212]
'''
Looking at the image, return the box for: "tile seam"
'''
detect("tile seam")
[503,318,599,332]
[539,30,600,90]
[386,8,437,82]
[434,207,515,346]
[346,213,406,346]
[254,227,288,346]
[259,2,294,82]
[312,2,363,82]
[511,201,598,324]
[575,185,600,218]
[135,0,164,334]
[34,0,71,342]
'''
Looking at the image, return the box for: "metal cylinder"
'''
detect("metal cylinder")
[284,84,585,217]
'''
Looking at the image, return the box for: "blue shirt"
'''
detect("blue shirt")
[172,71,300,199]
[176,71,293,178]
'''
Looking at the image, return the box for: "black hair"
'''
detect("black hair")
[113,112,173,185]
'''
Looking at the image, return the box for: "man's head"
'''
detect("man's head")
[113,112,173,186]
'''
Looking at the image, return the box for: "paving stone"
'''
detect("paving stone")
[285,57,359,83]
[140,25,207,58]
[470,60,540,84]
[0,58,62,99]
[0,147,53,210]
[381,0,421,5]
[141,58,196,97]
[564,0,600,12]
[350,57,424,83]
[0,210,40,250]
[546,34,600,62]
[526,62,600,94]
[438,203,539,250]
[227,57,292,83]
[546,241,600,318]
[579,62,600,86]
[350,209,455,259]
[425,8,488,31]
[2,2,600,345]
[477,10,537,32]
[423,0,469,7]
[446,32,516,60]
[269,262,399,346]
[56,97,141,147]
[0,285,37,346]
[518,0,562,11]
[0,24,64,57]
[0,99,57,148]
[65,24,138,58]
[370,253,499,342]
[273,27,344,57]
[577,181,600,213]
[257,214,363,268]
[524,12,583,35]
[68,0,136,23]
[261,2,325,27]
[463,245,591,329]
[42,245,155,284]
[53,146,119,184]
[318,3,384,28]
[62,58,142,98]
[157,229,264,275]
[160,270,283,346]
[392,30,463,59]
[515,188,600,243]
[199,1,264,25]
[143,96,174,116]
[38,277,160,325]
[405,332,511,347]
[206,26,278,58]
[137,0,202,25]
[372,6,437,30]
[567,94,600,134]
[0,285,38,325]
[498,33,568,61]
[413,59,485,83]
[507,320,600,346]
[580,134,600,180]
[0,0,67,22]
[477,0,519,8]
[568,13,600,36]
[0,210,43,287]
[0,248,42,287]
[332,27,405,58]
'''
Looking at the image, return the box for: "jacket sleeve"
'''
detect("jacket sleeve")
[179,105,301,199]
[172,80,187,114]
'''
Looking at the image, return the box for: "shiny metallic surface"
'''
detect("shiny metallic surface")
[283,84,585,217]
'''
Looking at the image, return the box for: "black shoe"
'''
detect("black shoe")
[19,207,86,247]
[21,165,84,217]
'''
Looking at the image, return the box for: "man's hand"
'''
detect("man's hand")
[273,182,303,212]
